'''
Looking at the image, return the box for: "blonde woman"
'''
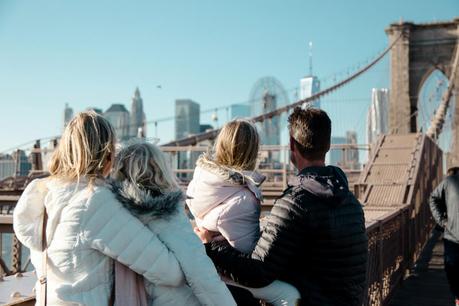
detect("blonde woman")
[13,112,187,305]
[187,119,300,305]
[109,141,235,306]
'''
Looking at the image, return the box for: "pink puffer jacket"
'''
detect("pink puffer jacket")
[186,155,265,253]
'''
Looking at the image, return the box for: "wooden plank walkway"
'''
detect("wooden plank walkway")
[389,228,455,306]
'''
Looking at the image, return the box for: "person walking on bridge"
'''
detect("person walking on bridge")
[195,107,368,306]
[430,167,459,306]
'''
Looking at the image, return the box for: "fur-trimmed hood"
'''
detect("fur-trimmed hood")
[110,180,184,223]
[186,154,265,219]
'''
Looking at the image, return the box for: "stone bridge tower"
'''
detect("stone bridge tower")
[386,19,459,166]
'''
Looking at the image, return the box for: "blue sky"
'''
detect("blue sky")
[0,0,457,152]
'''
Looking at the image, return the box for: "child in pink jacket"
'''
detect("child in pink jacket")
[187,119,300,306]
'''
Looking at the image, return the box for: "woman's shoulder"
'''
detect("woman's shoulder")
[85,183,118,206]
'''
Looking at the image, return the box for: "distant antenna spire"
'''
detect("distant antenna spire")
[308,41,313,76]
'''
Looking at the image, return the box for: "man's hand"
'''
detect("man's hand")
[193,227,220,243]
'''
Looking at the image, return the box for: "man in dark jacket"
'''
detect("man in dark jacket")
[430,167,459,305]
[195,107,368,306]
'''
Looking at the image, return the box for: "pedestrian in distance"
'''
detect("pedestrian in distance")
[430,166,459,306]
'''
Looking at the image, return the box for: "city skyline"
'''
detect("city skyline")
[0,1,457,152]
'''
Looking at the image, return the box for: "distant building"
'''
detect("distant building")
[329,136,346,166]
[86,107,103,114]
[328,132,360,170]
[345,131,360,170]
[367,88,389,144]
[62,88,146,141]
[175,99,200,140]
[199,124,214,133]
[14,150,31,176]
[0,150,31,180]
[63,103,74,129]
[104,104,131,141]
[260,92,280,146]
[175,99,201,179]
[0,154,15,180]
[300,76,320,108]
[130,87,146,137]
[300,42,320,108]
[229,104,251,119]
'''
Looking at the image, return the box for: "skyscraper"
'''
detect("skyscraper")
[367,88,389,145]
[299,42,320,108]
[130,87,146,137]
[104,104,130,141]
[63,103,74,129]
[175,99,200,140]
[300,76,321,108]
[175,99,200,179]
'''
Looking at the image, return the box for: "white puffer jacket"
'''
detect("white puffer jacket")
[186,155,265,253]
[13,178,186,306]
[110,181,236,306]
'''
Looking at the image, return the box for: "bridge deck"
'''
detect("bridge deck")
[389,229,455,306]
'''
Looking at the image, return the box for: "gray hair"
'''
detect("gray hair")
[111,140,179,194]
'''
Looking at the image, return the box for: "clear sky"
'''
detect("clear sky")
[0,0,457,153]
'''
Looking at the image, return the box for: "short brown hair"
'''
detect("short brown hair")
[214,119,259,171]
[288,107,331,160]
[447,167,459,177]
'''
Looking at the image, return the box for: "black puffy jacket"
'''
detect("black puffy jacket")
[205,166,368,306]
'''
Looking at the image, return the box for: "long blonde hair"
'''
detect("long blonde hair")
[111,141,179,194]
[214,119,259,171]
[49,111,116,181]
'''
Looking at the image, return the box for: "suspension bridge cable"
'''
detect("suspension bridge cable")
[0,136,60,155]
[427,44,459,140]
[162,33,403,147]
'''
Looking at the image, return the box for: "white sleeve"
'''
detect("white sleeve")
[82,188,185,287]
[13,179,46,251]
[151,205,236,306]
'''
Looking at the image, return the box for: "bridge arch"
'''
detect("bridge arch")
[386,19,459,165]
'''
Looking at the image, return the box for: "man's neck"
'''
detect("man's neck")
[296,159,325,172]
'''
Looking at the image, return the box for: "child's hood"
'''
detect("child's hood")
[186,154,265,219]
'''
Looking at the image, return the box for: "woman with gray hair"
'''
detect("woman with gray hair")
[110,140,235,306]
